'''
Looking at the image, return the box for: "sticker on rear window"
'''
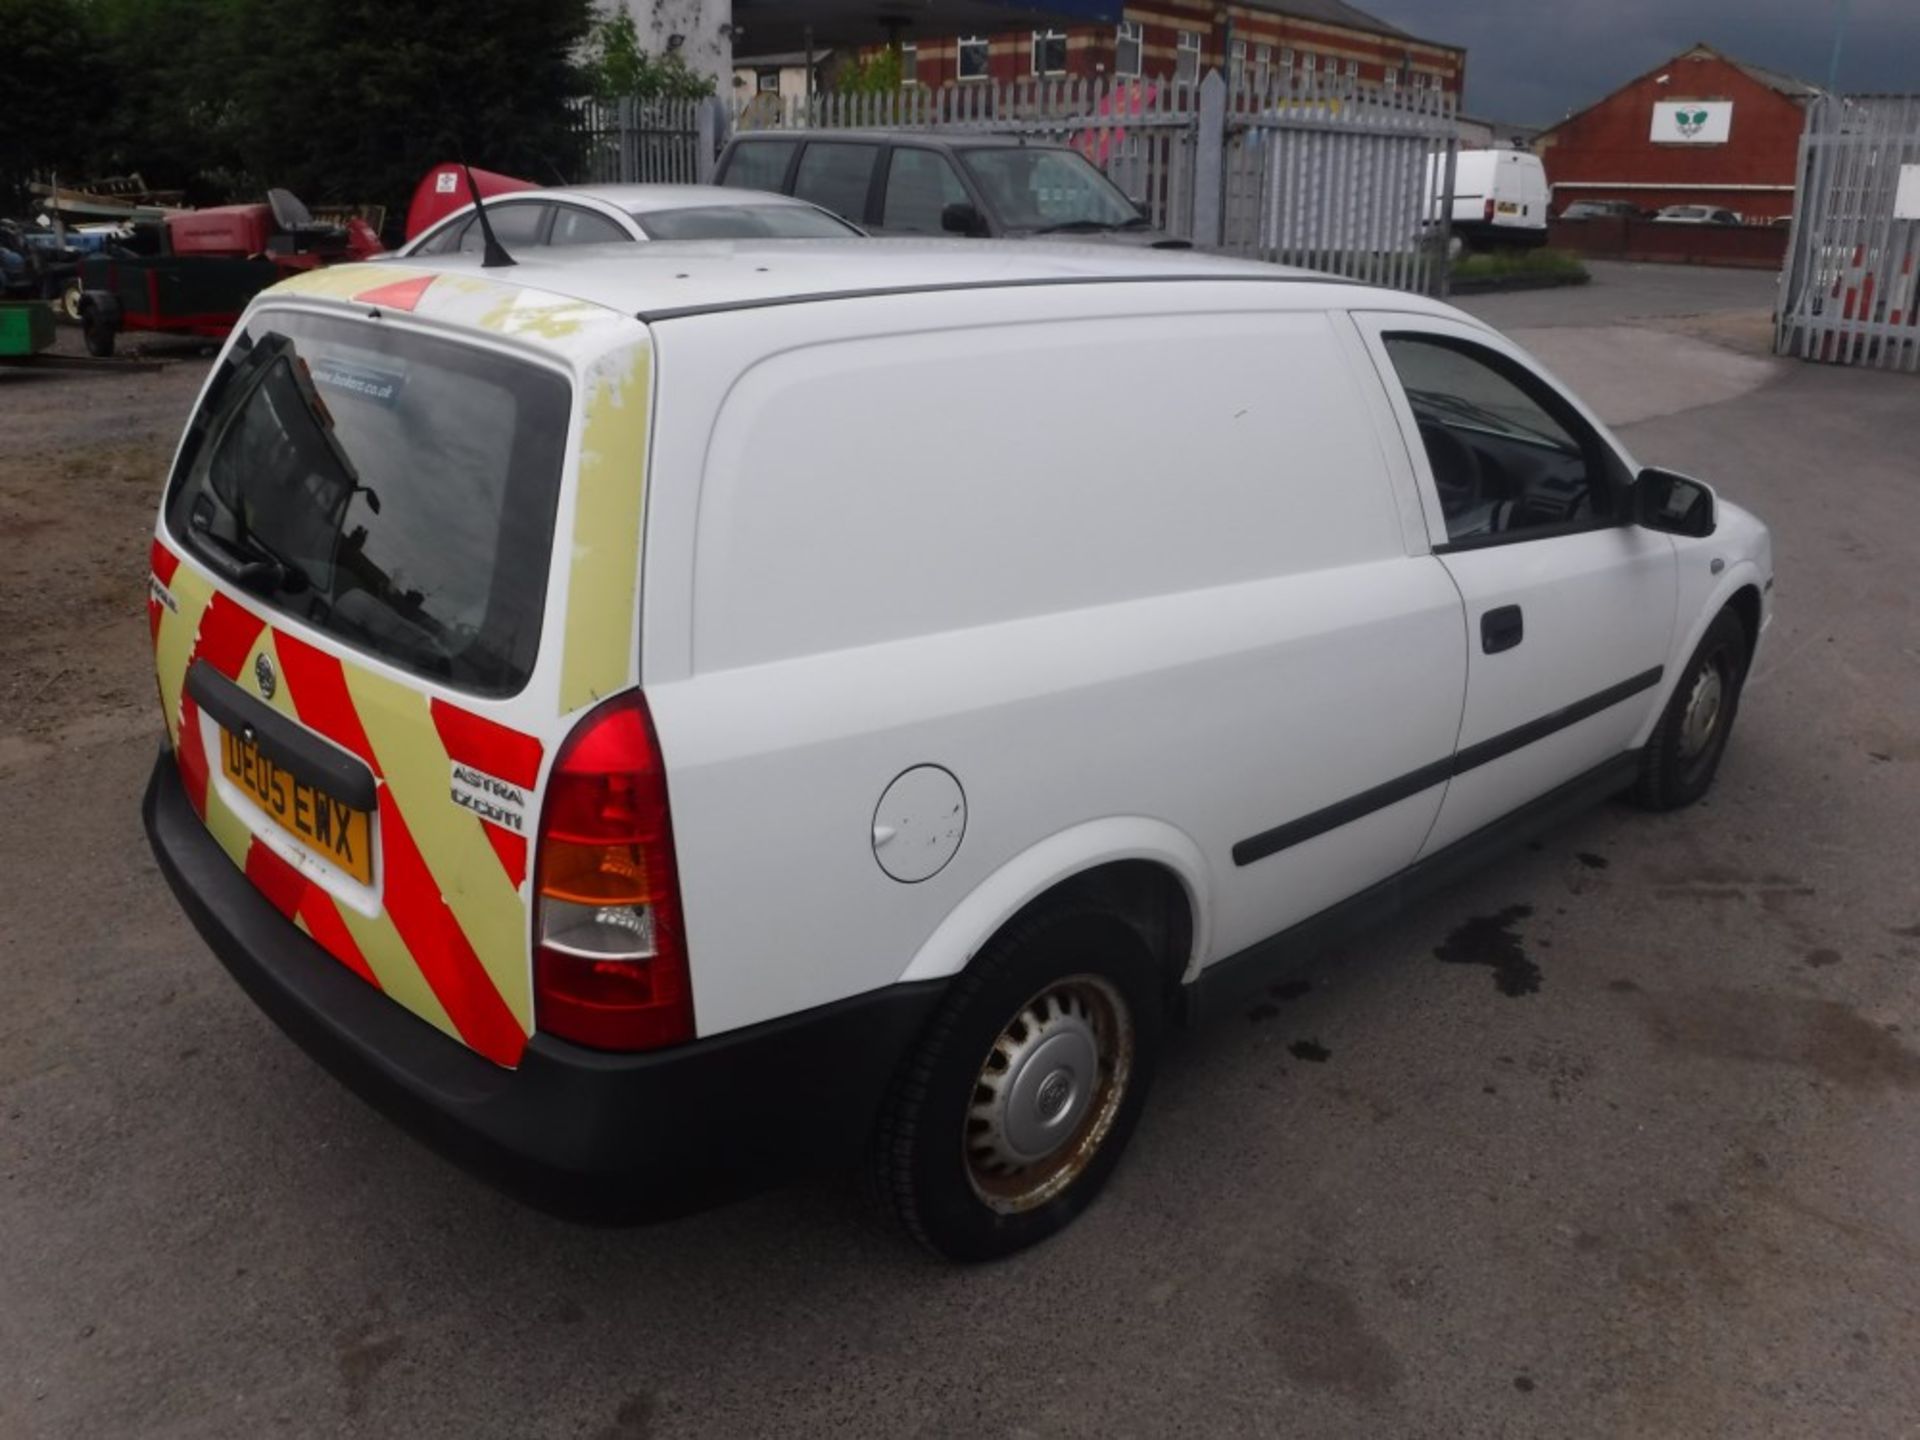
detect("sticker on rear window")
[307,358,406,406]
[450,761,530,833]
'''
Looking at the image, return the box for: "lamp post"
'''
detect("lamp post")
[1825,0,1851,94]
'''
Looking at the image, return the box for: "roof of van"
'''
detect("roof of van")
[338,238,1358,323]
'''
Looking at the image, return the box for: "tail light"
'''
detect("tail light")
[1484,197,1497,223]
[533,692,694,1051]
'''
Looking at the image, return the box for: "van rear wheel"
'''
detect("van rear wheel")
[872,906,1162,1261]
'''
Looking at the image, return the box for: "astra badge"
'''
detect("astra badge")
[254,652,277,700]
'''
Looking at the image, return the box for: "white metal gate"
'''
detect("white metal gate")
[1221,74,1457,295]
[1777,95,1920,371]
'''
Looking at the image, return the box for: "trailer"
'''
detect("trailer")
[73,190,380,356]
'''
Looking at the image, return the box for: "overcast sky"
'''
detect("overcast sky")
[1359,0,1918,124]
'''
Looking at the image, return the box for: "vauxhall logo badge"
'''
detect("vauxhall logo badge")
[254,651,277,700]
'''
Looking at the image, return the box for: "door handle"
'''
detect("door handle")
[1481,604,1524,654]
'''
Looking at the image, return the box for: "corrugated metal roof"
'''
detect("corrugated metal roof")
[1231,0,1411,41]
[1726,57,1824,99]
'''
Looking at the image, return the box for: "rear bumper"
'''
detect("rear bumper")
[1449,219,1550,248]
[141,750,945,1221]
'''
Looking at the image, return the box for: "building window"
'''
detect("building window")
[1175,29,1201,85]
[1115,19,1142,77]
[1254,43,1271,92]
[1032,29,1067,76]
[1346,59,1359,80]
[756,71,780,93]
[958,35,989,81]
[900,42,917,86]
[1280,46,1295,75]
[1322,55,1339,76]
[1384,66,1397,91]
[1230,38,1246,89]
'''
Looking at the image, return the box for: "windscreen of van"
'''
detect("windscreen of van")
[164,310,572,697]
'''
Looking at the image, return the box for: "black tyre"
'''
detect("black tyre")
[81,306,116,358]
[872,905,1163,1261]
[1633,606,1749,810]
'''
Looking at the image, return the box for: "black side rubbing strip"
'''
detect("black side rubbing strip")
[1231,665,1664,868]
[1233,758,1453,868]
[185,659,378,811]
[1449,666,1663,775]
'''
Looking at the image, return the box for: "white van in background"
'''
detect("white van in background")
[1429,148,1551,249]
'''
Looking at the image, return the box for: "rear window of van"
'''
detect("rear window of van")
[164,309,572,697]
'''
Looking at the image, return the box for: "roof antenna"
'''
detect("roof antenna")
[462,161,516,269]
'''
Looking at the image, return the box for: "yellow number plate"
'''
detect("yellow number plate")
[220,728,373,885]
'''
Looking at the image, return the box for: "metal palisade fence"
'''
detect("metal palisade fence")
[575,96,725,184]
[1220,74,1457,294]
[1777,95,1920,371]
[575,71,1458,295]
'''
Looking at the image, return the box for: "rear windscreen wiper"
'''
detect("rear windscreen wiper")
[188,503,311,596]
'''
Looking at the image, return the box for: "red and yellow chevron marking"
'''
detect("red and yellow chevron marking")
[559,349,651,714]
[148,539,180,644]
[150,545,543,1069]
[430,698,543,890]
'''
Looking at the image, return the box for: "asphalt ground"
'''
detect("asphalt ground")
[2,263,1916,1438]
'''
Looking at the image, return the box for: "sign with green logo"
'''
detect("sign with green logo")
[1651,99,1732,144]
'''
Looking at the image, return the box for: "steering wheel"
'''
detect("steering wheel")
[1418,420,1485,505]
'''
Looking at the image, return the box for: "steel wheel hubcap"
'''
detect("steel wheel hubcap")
[965,975,1133,1214]
[1681,662,1726,759]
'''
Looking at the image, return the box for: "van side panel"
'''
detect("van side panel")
[689,312,1403,669]
[645,293,1468,1038]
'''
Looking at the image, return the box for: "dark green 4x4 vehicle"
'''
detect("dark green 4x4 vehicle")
[714,130,1190,248]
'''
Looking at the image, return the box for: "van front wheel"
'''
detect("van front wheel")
[872,906,1163,1261]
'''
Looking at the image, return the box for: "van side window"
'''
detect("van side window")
[882,149,969,233]
[792,143,880,224]
[1383,335,1614,548]
[721,141,797,191]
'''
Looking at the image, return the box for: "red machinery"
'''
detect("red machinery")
[76,189,384,356]
[403,163,538,242]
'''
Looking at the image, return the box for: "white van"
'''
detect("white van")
[1431,148,1551,249]
[143,240,1771,1260]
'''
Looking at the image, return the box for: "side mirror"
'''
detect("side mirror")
[1633,467,1716,538]
[940,201,986,237]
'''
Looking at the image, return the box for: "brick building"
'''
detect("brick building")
[879,1,1464,101]
[1535,44,1822,222]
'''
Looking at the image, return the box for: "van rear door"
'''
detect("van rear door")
[149,298,611,1066]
